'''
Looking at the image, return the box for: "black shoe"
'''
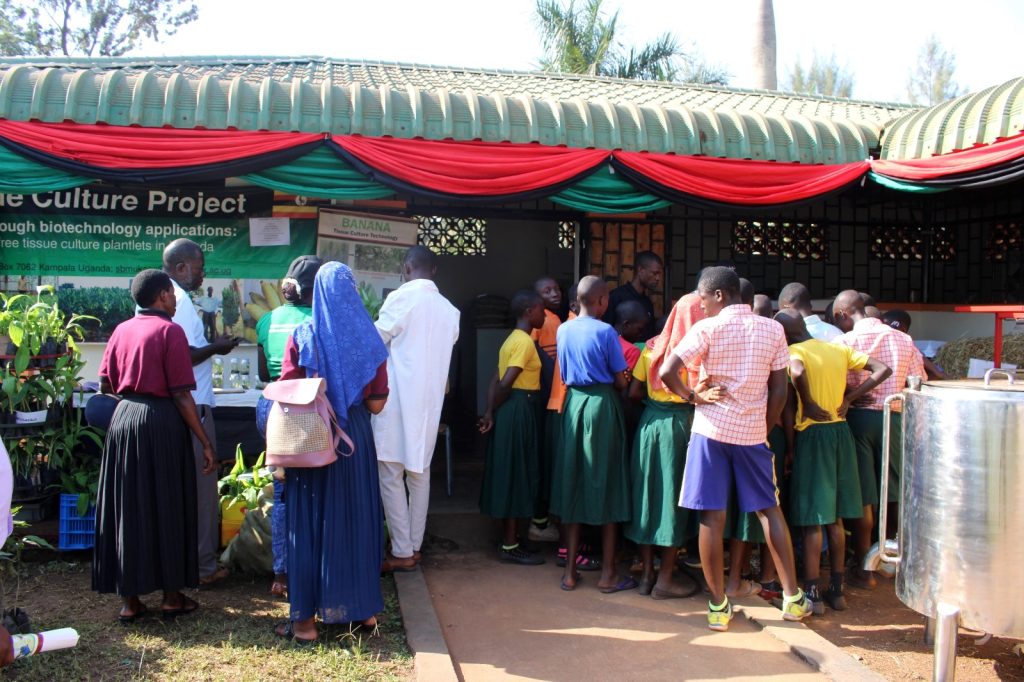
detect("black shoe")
[823,584,847,611]
[804,584,826,615]
[500,546,545,565]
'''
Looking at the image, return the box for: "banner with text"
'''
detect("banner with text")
[317,209,419,318]
[0,186,316,343]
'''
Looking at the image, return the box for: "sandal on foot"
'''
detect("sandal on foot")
[726,579,762,599]
[118,604,148,625]
[274,621,317,647]
[599,577,639,594]
[560,573,582,592]
[270,579,288,598]
[161,596,199,621]
[198,565,229,589]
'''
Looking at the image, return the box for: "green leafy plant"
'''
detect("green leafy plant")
[0,507,54,611]
[218,445,272,512]
[358,281,383,321]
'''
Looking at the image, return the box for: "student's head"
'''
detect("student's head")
[831,289,866,333]
[534,276,562,312]
[739,278,755,306]
[132,269,176,314]
[282,255,324,304]
[696,266,741,317]
[162,238,205,291]
[206,286,213,296]
[634,252,663,294]
[753,294,774,318]
[615,300,648,343]
[864,305,883,320]
[774,309,810,345]
[567,284,580,315]
[778,282,812,315]
[511,289,546,330]
[576,276,609,318]
[403,245,437,281]
[882,309,912,334]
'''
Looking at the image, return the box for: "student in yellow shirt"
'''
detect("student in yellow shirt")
[478,290,548,565]
[776,311,890,612]
[625,337,717,599]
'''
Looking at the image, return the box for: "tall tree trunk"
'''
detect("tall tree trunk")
[751,0,777,90]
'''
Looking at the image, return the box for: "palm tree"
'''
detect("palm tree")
[751,0,777,89]
[534,0,727,84]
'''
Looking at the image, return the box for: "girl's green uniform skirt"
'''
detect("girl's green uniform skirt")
[727,425,787,543]
[536,408,562,515]
[846,408,902,506]
[550,384,630,525]
[788,421,863,526]
[479,389,541,519]
[625,401,697,547]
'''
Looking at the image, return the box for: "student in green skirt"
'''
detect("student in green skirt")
[552,276,633,592]
[626,315,721,598]
[776,311,891,610]
[478,290,548,565]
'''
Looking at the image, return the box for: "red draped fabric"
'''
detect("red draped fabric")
[613,152,870,205]
[870,132,1024,180]
[330,136,608,196]
[0,120,325,169]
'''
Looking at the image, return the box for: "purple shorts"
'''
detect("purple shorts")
[680,433,780,513]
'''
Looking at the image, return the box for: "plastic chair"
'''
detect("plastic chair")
[438,423,453,497]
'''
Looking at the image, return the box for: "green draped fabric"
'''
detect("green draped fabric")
[241,146,395,199]
[868,171,949,194]
[0,144,91,193]
[550,165,671,213]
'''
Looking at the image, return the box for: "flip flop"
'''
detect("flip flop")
[274,621,317,647]
[560,573,582,592]
[270,580,288,598]
[599,576,639,594]
[198,565,230,590]
[161,596,199,621]
[118,603,148,625]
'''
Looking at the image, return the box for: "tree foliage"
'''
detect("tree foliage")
[534,0,728,85]
[784,52,854,98]
[0,0,197,57]
[906,35,965,106]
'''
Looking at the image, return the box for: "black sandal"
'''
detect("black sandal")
[118,603,148,625]
[274,621,317,647]
[161,595,199,621]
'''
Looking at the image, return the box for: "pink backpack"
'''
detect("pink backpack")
[262,377,354,468]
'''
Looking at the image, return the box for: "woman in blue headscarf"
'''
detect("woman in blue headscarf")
[273,262,390,645]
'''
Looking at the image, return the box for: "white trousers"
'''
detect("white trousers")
[378,461,430,559]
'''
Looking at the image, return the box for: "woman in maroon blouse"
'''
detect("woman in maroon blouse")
[92,269,216,623]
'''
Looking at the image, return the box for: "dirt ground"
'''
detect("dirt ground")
[3,554,412,681]
[803,576,1024,681]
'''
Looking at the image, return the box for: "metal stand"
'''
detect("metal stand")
[933,603,959,682]
[924,616,936,645]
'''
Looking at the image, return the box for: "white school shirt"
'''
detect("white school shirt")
[171,279,215,407]
[371,279,460,473]
[804,314,843,342]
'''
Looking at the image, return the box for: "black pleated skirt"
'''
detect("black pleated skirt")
[92,394,198,596]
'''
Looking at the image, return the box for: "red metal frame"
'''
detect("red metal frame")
[953,305,1024,367]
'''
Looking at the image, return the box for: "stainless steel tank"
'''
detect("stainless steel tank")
[876,369,1024,681]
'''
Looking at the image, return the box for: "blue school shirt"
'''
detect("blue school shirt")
[556,315,627,386]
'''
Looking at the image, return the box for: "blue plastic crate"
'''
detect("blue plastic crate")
[58,494,95,551]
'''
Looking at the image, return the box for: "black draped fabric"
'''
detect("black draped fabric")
[92,395,198,596]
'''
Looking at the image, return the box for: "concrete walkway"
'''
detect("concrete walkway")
[419,513,825,682]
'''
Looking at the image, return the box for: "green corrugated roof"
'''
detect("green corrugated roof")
[0,56,917,163]
[881,77,1024,159]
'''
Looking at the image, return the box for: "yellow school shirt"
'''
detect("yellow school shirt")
[633,347,688,403]
[499,329,542,391]
[789,339,869,431]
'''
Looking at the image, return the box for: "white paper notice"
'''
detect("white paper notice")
[249,218,290,247]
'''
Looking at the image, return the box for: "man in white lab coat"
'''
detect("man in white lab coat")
[373,246,460,571]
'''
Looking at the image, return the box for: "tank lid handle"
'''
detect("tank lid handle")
[984,368,1017,386]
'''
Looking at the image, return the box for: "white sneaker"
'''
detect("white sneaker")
[528,524,559,542]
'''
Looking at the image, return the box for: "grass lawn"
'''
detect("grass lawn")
[5,558,413,681]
